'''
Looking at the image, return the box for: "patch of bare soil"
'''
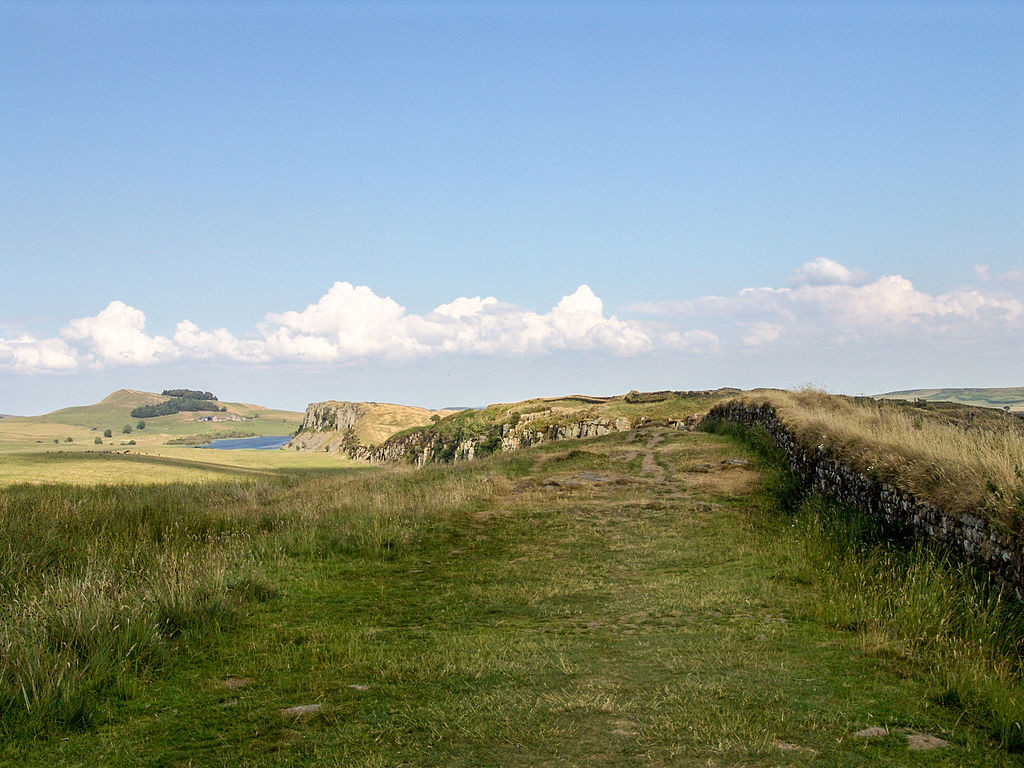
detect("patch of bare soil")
[641,433,666,481]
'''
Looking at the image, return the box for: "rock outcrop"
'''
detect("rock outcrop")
[289,390,733,467]
[286,400,454,453]
[359,413,637,467]
[287,402,372,453]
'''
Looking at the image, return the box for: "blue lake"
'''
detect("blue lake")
[201,435,293,450]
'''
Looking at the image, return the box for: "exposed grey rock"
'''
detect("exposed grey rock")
[852,726,889,739]
[906,733,949,750]
[280,703,321,718]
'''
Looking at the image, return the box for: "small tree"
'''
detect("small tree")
[64,436,73,442]
[53,438,59,444]
[122,424,133,434]
[94,436,103,445]
[103,429,113,438]
[137,420,146,430]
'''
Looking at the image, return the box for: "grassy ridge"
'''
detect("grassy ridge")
[386,390,728,446]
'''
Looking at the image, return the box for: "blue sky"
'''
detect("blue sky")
[2,1,1022,414]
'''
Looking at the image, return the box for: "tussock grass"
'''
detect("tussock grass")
[796,496,1024,751]
[721,421,1024,752]
[736,388,1024,531]
[0,465,499,735]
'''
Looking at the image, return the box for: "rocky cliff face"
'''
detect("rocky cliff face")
[289,391,719,466]
[347,412,640,467]
[286,402,371,452]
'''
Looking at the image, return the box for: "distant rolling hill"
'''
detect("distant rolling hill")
[879,387,1024,413]
[0,389,306,451]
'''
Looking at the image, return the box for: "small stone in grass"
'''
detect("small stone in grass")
[218,677,253,690]
[280,703,321,718]
[348,684,370,691]
[906,733,949,751]
[852,726,889,739]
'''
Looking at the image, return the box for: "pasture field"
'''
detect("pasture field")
[3,423,1024,765]
[0,444,360,485]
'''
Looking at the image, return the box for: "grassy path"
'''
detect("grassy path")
[9,429,1020,766]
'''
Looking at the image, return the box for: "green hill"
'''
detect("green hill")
[879,386,1024,412]
[0,389,305,452]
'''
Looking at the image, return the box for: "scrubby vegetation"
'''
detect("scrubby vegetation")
[378,389,730,464]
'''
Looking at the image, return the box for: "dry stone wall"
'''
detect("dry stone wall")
[704,400,1024,593]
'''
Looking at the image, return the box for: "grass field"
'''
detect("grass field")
[0,444,361,485]
[3,423,1023,765]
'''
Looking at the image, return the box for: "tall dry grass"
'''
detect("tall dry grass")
[739,389,1024,531]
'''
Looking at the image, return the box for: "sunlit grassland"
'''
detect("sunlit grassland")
[3,426,1024,765]
[0,463,490,739]
[0,445,359,485]
[707,419,1024,753]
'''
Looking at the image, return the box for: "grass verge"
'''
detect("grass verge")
[706,418,1024,751]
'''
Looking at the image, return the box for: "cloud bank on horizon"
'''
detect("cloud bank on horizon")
[2,259,1021,375]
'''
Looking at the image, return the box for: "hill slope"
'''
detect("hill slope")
[0,389,304,451]
[287,401,456,452]
[879,386,1024,412]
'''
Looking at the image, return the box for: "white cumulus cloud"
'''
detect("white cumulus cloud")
[2,283,701,373]
[627,258,1023,348]
[0,335,79,373]
[62,301,176,367]
[790,257,869,287]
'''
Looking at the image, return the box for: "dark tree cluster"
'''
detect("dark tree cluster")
[131,390,226,419]
[161,389,218,401]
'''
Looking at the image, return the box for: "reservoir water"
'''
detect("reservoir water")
[201,435,292,450]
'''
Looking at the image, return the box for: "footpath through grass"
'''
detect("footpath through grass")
[5,428,1022,766]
